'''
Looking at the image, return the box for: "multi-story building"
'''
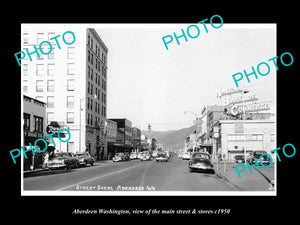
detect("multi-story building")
[106,119,118,158]
[132,127,141,152]
[109,118,133,152]
[141,134,151,151]
[21,26,108,159]
[198,105,224,154]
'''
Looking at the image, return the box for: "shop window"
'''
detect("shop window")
[34,116,43,132]
[23,113,30,131]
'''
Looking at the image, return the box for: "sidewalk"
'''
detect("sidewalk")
[23,160,113,178]
[212,160,275,191]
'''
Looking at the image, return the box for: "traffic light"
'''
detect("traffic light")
[148,124,151,132]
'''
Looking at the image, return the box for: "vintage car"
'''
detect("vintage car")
[137,152,142,159]
[140,153,151,161]
[47,152,78,170]
[112,153,130,162]
[75,152,94,166]
[130,152,138,160]
[123,152,131,161]
[234,154,245,163]
[152,150,158,158]
[178,151,184,159]
[247,150,271,165]
[234,154,252,164]
[156,152,169,162]
[188,152,215,174]
[182,151,191,160]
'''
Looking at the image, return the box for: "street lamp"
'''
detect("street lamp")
[184,111,201,134]
[79,94,97,153]
[184,110,201,151]
[184,110,198,118]
[242,90,249,165]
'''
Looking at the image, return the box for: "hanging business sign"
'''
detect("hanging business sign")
[216,87,270,118]
[230,103,270,115]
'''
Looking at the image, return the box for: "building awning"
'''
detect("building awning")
[200,143,212,147]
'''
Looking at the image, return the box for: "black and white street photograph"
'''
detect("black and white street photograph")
[19,23,277,195]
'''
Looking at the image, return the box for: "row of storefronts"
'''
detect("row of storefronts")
[23,95,142,170]
[186,87,275,161]
[106,118,142,159]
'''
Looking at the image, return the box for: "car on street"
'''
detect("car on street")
[137,152,142,159]
[152,150,158,158]
[156,152,169,162]
[188,152,215,174]
[234,154,252,164]
[247,150,271,165]
[130,152,138,160]
[124,152,131,161]
[182,151,191,160]
[234,154,245,163]
[140,153,151,161]
[112,152,130,162]
[178,151,184,159]
[47,152,78,170]
[75,152,94,166]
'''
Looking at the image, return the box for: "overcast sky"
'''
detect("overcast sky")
[96,24,276,131]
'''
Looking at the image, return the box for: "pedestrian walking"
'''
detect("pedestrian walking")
[42,152,49,169]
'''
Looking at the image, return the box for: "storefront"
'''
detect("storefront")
[23,95,46,170]
[215,120,275,161]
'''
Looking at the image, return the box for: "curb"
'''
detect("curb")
[23,168,76,178]
[215,172,245,191]
[213,162,274,191]
[23,161,113,178]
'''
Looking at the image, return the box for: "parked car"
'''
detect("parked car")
[123,152,131,161]
[112,152,130,162]
[140,153,151,161]
[152,150,158,158]
[75,152,94,166]
[137,152,143,159]
[234,154,245,163]
[248,150,271,165]
[156,152,169,162]
[234,154,252,164]
[112,153,124,162]
[47,152,78,170]
[130,152,138,160]
[182,151,191,160]
[178,151,184,159]
[188,152,214,174]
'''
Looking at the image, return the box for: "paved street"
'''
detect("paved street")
[24,157,241,192]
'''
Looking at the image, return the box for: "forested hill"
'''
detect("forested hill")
[142,125,196,151]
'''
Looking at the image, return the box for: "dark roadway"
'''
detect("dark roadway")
[23,157,236,192]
